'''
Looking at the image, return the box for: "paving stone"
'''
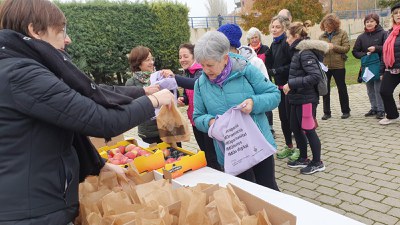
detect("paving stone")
[356,190,385,202]
[387,207,400,219]
[360,199,391,213]
[369,172,395,181]
[316,195,342,206]
[372,179,400,190]
[336,192,364,204]
[339,202,369,215]
[350,174,375,183]
[352,181,380,192]
[364,210,398,225]
[377,187,400,199]
[382,197,400,208]
[334,183,360,195]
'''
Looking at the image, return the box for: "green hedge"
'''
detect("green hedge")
[58,1,190,84]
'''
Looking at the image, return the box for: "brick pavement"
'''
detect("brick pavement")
[124,84,400,225]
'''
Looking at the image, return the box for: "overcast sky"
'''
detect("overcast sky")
[174,0,236,17]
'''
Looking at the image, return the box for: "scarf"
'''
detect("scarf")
[209,57,232,87]
[0,29,134,182]
[364,27,376,33]
[188,62,202,75]
[383,24,400,68]
[133,71,152,85]
[325,31,336,41]
[273,33,286,43]
[250,42,261,51]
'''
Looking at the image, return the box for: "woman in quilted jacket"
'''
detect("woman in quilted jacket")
[319,13,351,120]
[193,31,281,190]
[283,22,328,175]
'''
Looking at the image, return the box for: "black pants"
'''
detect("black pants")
[278,89,292,146]
[380,71,400,119]
[290,103,321,162]
[142,136,181,147]
[237,155,280,191]
[192,126,221,171]
[323,69,351,115]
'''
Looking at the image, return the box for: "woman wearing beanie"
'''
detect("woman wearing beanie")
[283,22,328,174]
[218,24,269,80]
[352,13,386,119]
[379,3,400,125]
[266,15,299,161]
[319,13,351,120]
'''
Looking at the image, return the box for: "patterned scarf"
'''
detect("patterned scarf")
[209,57,232,87]
[383,24,400,68]
[133,71,152,85]
[250,42,261,51]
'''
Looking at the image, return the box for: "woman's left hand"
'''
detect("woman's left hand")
[283,84,290,95]
[238,98,253,114]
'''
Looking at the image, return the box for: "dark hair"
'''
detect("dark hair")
[364,13,379,25]
[179,43,195,56]
[128,46,151,72]
[0,0,66,36]
[288,22,308,39]
[320,13,341,32]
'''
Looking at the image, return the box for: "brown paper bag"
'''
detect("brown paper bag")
[213,188,241,225]
[157,104,190,143]
[175,188,207,225]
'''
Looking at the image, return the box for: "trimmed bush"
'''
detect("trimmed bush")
[58,1,190,84]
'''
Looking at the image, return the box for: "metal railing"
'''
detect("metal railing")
[188,16,242,29]
[188,8,391,29]
[334,8,390,19]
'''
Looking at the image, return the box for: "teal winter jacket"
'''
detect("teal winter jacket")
[193,53,280,165]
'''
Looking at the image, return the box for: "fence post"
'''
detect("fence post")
[234,16,236,24]
[190,17,193,29]
[206,17,208,29]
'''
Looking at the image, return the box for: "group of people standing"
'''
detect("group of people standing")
[1,0,400,223]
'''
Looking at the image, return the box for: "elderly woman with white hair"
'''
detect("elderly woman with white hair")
[246,27,275,138]
[193,31,281,190]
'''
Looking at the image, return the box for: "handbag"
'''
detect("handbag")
[208,107,276,176]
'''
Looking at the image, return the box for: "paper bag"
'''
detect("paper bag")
[157,104,190,143]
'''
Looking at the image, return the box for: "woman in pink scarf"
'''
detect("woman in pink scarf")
[379,3,400,125]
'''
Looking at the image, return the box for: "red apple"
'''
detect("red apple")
[118,146,126,154]
[165,158,176,164]
[125,144,136,152]
[111,148,120,155]
[161,148,170,158]
[113,152,124,160]
[125,151,137,159]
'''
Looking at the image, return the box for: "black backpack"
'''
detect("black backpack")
[299,51,328,96]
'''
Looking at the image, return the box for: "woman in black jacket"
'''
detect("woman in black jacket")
[379,3,400,125]
[266,15,299,160]
[0,0,175,224]
[352,13,386,119]
[283,22,329,175]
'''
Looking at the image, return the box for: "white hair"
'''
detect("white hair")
[246,27,262,40]
[194,31,230,63]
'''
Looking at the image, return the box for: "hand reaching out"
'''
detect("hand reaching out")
[238,98,254,114]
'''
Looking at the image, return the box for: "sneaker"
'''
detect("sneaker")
[364,110,377,117]
[341,113,351,119]
[287,158,310,168]
[300,161,326,175]
[321,114,331,120]
[375,111,385,119]
[288,148,300,161]
[379,117,400,125]
[276,146,294,159]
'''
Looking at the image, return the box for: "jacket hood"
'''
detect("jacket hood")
[365,25,383,34]
[296,39,329,53]
[238,45,257,60]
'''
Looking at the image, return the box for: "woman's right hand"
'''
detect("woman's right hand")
[177,97,185,106]
[149,89,175,108]
[143,85,160,95]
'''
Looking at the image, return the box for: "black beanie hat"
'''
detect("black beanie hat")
[391,2,400,13]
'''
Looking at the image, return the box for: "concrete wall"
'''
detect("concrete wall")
[189,17,392,46]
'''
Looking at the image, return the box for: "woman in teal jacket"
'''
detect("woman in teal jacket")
[193,31,281,190]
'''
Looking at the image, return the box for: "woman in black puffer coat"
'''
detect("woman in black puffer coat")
[283,22,329,175]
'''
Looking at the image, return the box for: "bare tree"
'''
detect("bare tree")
[205,0,227,16]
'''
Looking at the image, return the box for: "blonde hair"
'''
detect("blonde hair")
[288,22,308,39]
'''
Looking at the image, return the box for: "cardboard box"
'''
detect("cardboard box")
[155,170,296,225]
[146,142,207,178]
[97,138,165,173]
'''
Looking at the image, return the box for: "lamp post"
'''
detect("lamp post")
[330,0,333,13]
